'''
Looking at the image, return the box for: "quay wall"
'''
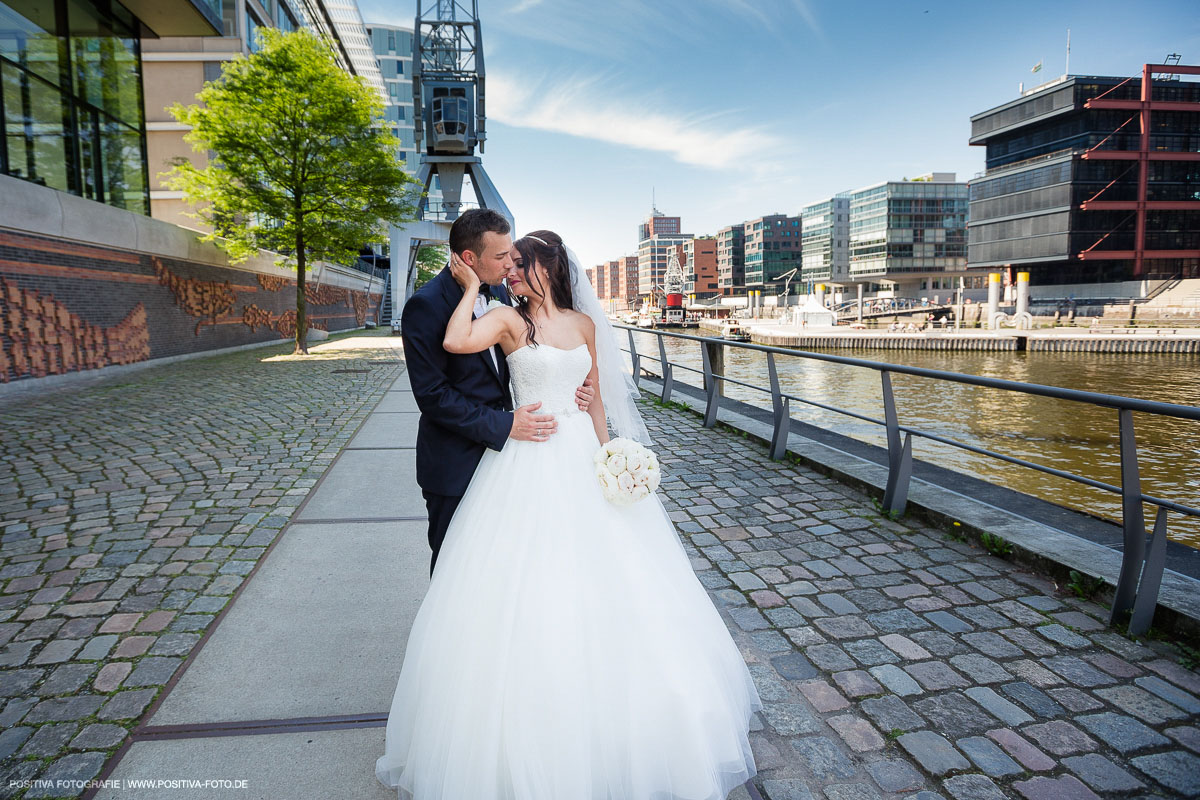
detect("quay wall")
[696,319,1200,353]
[0,175,383,386]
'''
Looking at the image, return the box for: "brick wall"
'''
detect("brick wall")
[0,230,381,383]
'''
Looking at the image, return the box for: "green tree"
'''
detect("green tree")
[165,27,416,354]
[415,245,448,289]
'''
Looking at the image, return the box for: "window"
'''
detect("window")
[0,0,148,212]
[246,9,263,52]
[387,30,395,52]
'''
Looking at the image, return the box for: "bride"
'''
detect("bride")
[375,229,762,799]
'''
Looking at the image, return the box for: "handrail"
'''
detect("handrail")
[617,324,1199,636]
[616,324,1200,421]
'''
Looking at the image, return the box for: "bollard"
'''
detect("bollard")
[987,273,1001,329]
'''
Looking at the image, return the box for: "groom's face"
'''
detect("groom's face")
[463,231,515,285]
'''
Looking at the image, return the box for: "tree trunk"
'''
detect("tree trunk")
[294,232,308,355]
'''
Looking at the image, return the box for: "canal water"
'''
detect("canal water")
[627,331,1200,548]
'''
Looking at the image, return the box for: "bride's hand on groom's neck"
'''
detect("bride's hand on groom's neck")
[449,251,480,291]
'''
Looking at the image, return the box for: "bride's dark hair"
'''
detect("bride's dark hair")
[511,230,574,347]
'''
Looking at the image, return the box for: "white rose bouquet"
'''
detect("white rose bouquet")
[593,437,660,505]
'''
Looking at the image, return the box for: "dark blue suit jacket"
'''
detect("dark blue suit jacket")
[401,267,514,496]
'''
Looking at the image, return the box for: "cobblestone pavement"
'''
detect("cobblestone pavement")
[0,330,404,799]
[644,400,1200,800]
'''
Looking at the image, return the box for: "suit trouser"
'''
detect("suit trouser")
[422,490,463,577]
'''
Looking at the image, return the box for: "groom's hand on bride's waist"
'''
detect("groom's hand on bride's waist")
[575,378,594,412]
[510,402,557,443]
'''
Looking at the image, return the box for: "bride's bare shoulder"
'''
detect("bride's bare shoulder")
[564,309,595,329]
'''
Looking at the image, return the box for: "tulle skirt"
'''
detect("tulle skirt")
[375,411,762,799]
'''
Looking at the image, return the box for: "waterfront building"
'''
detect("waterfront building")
[142,0,385,228]
[681,237,720,299]
[968,66,1200,293]
[636,206,691,304]
[848,173,968,298]
[0,0,221,215]
[717,224,746,293]
[616,255,639,310]
[801,195,850,290]
[744,214,802,295]
[638,207,681,241]
[365,23,418,169]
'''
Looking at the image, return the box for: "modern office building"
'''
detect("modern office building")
[744,214,802,295]
[801,195,850,289]
[0,0,221,215]
[681,237,720,299]
[848,173,968,297]
[365,23,417,169]
[968,66,1200,291]
[638,207,681,241]
[716,224,746,293]
[636,207,690,302]
[638,232,692,301]
[142,0,385,228]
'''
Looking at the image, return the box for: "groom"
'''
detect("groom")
[401,209,593,575]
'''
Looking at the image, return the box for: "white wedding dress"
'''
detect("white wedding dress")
[376,343,762,799]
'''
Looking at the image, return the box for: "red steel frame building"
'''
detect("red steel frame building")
[1079,62,1200,276]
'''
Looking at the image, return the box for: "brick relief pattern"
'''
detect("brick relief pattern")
[305,282,349,306]
[0,278,149,381]
[257,273,287,291]
[0,230,381,383]
[152,257,238,336]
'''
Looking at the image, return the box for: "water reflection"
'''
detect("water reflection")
[628,332,1200,547]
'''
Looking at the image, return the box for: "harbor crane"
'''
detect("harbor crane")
[389,0,512,321]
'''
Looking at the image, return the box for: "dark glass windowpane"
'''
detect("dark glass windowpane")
[1,59,70,191]
[101,118,145,213]
[0,0,63,86]
[69,0,142,128]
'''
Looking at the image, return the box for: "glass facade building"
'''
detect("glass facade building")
[848,175,968,286]
[1,1,156,214]
[968,72,1200,285]
[744,213,801,294]
[800,194,849,286]
[365,23,416,168]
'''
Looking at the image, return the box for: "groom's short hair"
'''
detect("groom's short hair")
[449,209,511,257]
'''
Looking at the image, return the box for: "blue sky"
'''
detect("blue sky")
[356,0,1199,267]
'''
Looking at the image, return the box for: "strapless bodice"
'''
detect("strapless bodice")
[506,343,591,415]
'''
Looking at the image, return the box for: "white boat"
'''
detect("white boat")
[720,320,751,342]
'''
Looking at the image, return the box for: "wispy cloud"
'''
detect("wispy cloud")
[488,71,789,170]
[508,0,545,12]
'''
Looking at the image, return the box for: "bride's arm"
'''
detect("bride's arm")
[443,255,520,354]
[581,317,608,443]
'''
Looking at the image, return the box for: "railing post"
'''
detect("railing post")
[657,333,673,403]
[1130,507,1169,636]
[1111,408,1148,625]
[767,352,790,460]
[880,370,912,515]
[701,340,721,428]
[627,328,640,389]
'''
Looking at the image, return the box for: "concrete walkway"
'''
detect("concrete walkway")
[89,357,425,799]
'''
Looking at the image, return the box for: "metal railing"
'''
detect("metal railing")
[618,324,1200,635]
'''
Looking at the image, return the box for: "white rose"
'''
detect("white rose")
[626,452,647,473]
[631,466,650,485]
[598,471,618,495]
[485,298,505,312]
[606,439,627,456]
[617,472,635,493]
[631,484,650,501]
[606,453,627,475]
